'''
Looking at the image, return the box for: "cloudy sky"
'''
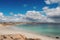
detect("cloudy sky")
[0,0,60,23]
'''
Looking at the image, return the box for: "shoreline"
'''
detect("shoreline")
[0,25,60,40]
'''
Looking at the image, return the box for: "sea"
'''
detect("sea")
[15,24,60,37]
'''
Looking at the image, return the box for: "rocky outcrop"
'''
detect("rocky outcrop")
[0,34,41,40]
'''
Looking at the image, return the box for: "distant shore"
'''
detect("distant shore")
[1,22,60,25]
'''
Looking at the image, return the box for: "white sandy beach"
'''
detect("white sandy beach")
[0,25,60,40]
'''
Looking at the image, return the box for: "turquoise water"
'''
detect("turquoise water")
[16,24,60,37]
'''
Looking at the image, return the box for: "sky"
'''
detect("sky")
[0,0,45,15]
[0,0,60,23]
[0,0,58,15]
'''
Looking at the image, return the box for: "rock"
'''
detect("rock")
[0,34,26,40]
[0,34,41,40]
[56,37,59,39]
[2,35,7,39]
[25,38,41,40]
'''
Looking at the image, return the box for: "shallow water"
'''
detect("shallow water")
[16,24,60,37]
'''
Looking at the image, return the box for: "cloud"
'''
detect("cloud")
[17,14,25,17]
[44,0,60,23]
[45,0,60,4]
[0,12,4,17]
[43,7,60,17]
[26,11,42,19]
[45,0,51,4]
[0,12,6,22]
[43,6,60,23]
[9,12,14,15]
[43,6,49,10]
[0,11,56,23]
[0,13,30,22]
[25,11,54,22]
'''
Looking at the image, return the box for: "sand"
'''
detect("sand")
[0,24,60,40]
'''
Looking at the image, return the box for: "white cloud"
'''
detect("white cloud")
[0,13,29,22]
[43,6,60,23]
[43,6,49,10]
[45,0,60,4]
[26,11,42,19]
[0,12,4,17]
[25,10,54,22]
[0,12,6,22]
[44,0,60,23]
[43,7,60,17]
[45,0,51,4]
[9,12,14,15]
[0,11,56,23]
[17,14,25,17]
[14,14,18,16]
